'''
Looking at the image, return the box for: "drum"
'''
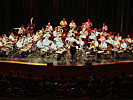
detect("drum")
[1,48,7,51]
[55,51,63,54]
[98,51,104,54]
[112,48,118,52]
[117,50,124,53]
[41,48,47,52]
[76,46,79,50]
[21,47,30,52]
[45,46,49,50]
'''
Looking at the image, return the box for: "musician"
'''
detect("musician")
[9,33,15,41]
[56,38,64,48]
[82,23,86,32]
[85,19,93,28]
[21,35,27,45]
[79,32,86,39]
[37,39,44,49]
[39,27,45,35]
[125,35,132,44]
[111,35,115,40]
[93,28,99,36]
[116,33,122,41]
[69,19,76,30]
[77,37,84,48]
[57,26,63,34]
[0,41,3,47]
[102,22,108,32]
[120,39,127,50]
[16,37,23,49]
[60,18,67,28]
[94,38,99,48]
[27,33,32,43]
[85,19,93,33]
[54,36,61,42]
[65,35,76,49]
[18,24,25,35]
[100,40,107,50]
[53,27,58,37]
[42,36,50,46]
[56,32,62,37]
[0,36,3,47]
[46,23,53,32]
[113,37,120,48]
[2,34,8,45]
[28,17,35,34]
[106,36,114,45]
[51,40,58,51]
[98,35,106,42]
[89,32,96,40]
[33,31,39,41]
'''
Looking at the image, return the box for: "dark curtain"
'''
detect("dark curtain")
[0,0,132,37]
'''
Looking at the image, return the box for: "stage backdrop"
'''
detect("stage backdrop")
[0,0,132,37]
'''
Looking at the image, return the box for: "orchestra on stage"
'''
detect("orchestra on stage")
[0,18,133,63]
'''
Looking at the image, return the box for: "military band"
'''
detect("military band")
[0,18,133,63]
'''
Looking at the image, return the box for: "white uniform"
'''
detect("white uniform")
[33,35,39,41]
[102,25,108,31]
[37,40,43,48]
[77,40,84,47]
[0,41,3,46]
[69,22,76,29]
[126,38,132,43]
[43,39,50,46]
[16,41,23,48]
[94,41,99,47]
[121,42,127,49]
[106,39,113,44]
[51,43,57,50]
[2,38,7,44]
[53,31,57,37]
[9,35,14,41]
[27,37,32,43]
[101,42,107,49]
[46,25,53,32]
[114,40,120,48]
[56,41,63,48]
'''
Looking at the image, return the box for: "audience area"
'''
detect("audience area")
[0,70,133,99]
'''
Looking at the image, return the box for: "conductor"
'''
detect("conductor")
[70,41,77,63]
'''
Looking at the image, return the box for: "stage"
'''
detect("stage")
[0,49,133,66]
[0,58,133,80]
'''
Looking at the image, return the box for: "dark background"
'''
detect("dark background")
[0,0,132,37]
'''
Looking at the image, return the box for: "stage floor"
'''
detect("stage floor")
[0,50,133,66]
